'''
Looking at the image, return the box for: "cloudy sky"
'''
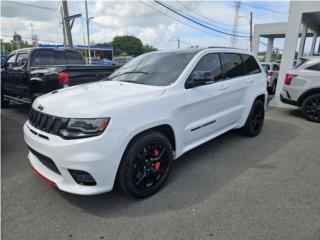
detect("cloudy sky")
[1,0,290,51]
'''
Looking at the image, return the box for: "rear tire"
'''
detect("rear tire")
[117,131,173,198]
[301,93,320,123]
[239,99,265,137]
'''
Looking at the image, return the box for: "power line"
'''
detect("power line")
[2,1,56,11]
[154,1,248,38]
[169,1,250,35]
[137,1,229,39]
[241,2,288,15]
[176,1,246,27]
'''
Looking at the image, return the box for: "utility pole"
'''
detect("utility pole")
[85,0,91,64]
[250,11,253,52]
[60,5,67,47]
[230,1,241,48]
[62,0,73,48]
[177,38,180,49]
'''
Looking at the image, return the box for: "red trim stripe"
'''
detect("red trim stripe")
[29,160,57,188]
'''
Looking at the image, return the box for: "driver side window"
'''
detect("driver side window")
[5,54,16,68]
[187,53,223,84]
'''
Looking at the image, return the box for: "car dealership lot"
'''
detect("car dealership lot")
[2,104,320,240]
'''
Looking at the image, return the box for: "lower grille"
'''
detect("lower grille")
[28,147,61,175]
[28,108,69,136]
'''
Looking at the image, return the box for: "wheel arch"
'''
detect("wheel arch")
[297,88,320,106]
[124,123,177,154]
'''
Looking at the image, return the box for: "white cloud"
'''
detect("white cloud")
[1,0,289,50]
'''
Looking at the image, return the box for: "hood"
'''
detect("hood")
[33,81,166,118]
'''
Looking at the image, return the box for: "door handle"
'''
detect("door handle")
[218,85,228,90]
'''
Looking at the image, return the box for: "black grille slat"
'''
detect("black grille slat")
[53,119,62,133]
[28,108,69,136]
[39,115,47,129]
[45,116,54,132]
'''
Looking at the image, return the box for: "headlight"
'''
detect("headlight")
[59,118,110,139]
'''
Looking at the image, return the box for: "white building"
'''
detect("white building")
[252,1,320,106]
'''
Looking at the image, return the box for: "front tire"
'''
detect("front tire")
[301,93,320,123]
[239,99,265,137]
[117,131,173,198]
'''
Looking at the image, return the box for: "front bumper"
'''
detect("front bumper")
[23,121,125,195]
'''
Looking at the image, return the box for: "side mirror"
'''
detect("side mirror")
[191,71,214,86]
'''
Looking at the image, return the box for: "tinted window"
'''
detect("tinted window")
[66,51,83,64]
[189,53,222,82]
[221,53,245,78]
[15,53,28,67]
[5,54,16,68]
[272,64,279,71]
[241,54,261,75]
[108,51,199,86]
[307,63,320,71]
[31,50,66,66]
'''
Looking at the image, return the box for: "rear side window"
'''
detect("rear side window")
[241,54,261,75]
[307,63,320,71]
[66,51,84,64]
[221,53,245,79]
[31,50,66,66]
[189,53,222,81]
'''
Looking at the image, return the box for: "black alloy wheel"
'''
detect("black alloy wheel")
[118,131,173,198]
[302,94,320,123]
[239,99,265,137]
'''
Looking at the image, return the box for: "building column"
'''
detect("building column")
[310,32,318,56]
[265,38,274,62]
[252,32,260,56]
[298,23,308,58]
[269,7,303,107]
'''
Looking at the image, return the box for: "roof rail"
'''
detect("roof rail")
[207,46,243,50]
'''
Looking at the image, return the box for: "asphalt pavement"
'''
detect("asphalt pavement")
[1,103,320,240]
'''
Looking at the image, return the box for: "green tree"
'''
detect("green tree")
[142,44,157,53]
[111,35,143,56]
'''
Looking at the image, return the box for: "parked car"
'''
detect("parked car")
[112,56,133,66]
[24,48,267,198]
[1,48,119,107]
[280,56,320,122]
[261,62,279,94]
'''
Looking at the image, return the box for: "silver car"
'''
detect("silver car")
[280,57,320,122]
[261,62,279,94]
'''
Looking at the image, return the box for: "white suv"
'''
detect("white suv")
[280,57,320,122]
[24,48,267,198]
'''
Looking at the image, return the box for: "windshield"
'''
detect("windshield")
[106,51,199,86]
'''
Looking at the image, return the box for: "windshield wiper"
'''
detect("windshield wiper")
[107,71,148,80]
[120,80,145,85]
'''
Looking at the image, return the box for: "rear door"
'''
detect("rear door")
[219,53,251,122]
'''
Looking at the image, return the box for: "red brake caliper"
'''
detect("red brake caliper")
[153,149,161,170]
